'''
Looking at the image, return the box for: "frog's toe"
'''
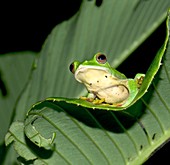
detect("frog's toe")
[80,96,94,102]
[135,73,145,79]
[92,98,105,104]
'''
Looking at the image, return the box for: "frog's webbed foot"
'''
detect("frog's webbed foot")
[80,95,106,105]
[80,96,94,102]
[93,99,124,107]
[80,96,124,107]
[134,73,145,89]
[79,92,96,102]
[92,98,105,104]
[111,102,124,107]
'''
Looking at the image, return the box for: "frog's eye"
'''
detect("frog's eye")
[69,63,75,74]
[96,54,107,64]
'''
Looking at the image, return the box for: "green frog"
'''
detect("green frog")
[69,53,144,107]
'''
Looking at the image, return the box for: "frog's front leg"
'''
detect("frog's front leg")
[80,92,96,102]
[134,73,145,89]
[80,92,105,104]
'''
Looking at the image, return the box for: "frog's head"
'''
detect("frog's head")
[69,52,114,84]
[69,52,111,74]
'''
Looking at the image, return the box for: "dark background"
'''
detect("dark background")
[0,1,169,164]
[0,1,82,53]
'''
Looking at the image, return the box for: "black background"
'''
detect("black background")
[0,1,169,164]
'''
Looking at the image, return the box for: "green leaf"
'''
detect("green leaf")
[14,0,170,116]
[0,52,35,143]
[5,121,57,164]
[6,9,170,164]
[0,52,35,164]
[27,16,169,111]
[4,1,170,165]
[5,122,37,161]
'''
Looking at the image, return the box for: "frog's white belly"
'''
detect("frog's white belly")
[96,85,129,103]
[75,67,129,104]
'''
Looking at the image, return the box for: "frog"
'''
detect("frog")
[69,52,145,107]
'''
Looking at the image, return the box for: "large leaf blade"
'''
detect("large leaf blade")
[6,14,169,162]
[4,1,170,165]
[0,52,35,143]
[0,52,36,164]
[21,9,170,164]
[15,1,170,116]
